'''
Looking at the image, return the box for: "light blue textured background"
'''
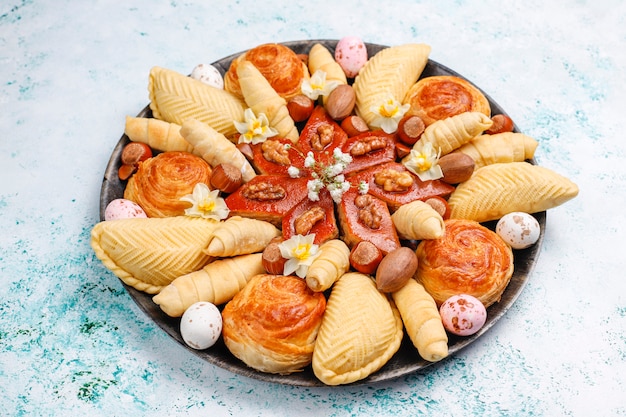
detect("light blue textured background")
[1,1,624,416]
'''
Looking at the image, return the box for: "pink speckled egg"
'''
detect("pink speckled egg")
[496,211,541,249]
[190,63,224,89]
[104,198,147,220]
[439,294,487,336]
[335,36,368,78]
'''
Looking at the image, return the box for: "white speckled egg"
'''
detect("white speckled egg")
[334,36,368,78]
[439,294,487,336]
[180,302,222,350]
[190,63,224,89]
[104,198,147,220]
[496,212,541,249]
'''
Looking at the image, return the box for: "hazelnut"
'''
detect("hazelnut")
[341,115,369,137]
[349,241,382,275]
[486,114,515,135]
[210,163,243,193]
[396,115,425,145]
[287,94,314,122]
[262,240,287,275]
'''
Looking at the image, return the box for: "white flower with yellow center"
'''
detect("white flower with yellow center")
[403,143,444,181]
[180,183,230,220]
[278,234,321,278]
[301,70,339,101]
[370,97,410,134]
[234,108,278,144]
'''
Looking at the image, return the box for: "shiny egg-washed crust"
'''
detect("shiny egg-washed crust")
[415,219,514,308]
[222,274,327,375]
[224,43,310,102]
[123,151,212,218]
[448,161,579,222]
[353,43,431,128]
[90,216,218,294]
[148,66,245,139]
[312,272,403,385]
[403,75,491,126]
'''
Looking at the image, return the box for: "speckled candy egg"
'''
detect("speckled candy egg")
[334,36,368,78]
[439,294,487,336]
[190,63,224,89]
[104,198,147,220]
[180,302,222,350]
[496,212,541,250]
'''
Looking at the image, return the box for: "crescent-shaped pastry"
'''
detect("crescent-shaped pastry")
[124,116,194,153]
[452,132,539,169]
[224,43,310,102]
[90,216,218,294]
[353,43,431,127]
[392,279,448,362]
[403,75,491,126]
[204,216,281,257]
[312,272,403,385]
[391,200,445,241]
[236,60,299,142]
[305,239,351,293]
[406,111,494,158]
[148,66,245,139]
[153,253,265,317]
[222,274,326,375]
[123,151,212,218]
[415,219,514,307]
[448,161,579,222]
[308,43,347,105]
[308,43,347,86]
[180,118,257,183]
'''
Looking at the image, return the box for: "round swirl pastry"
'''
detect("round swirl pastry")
[415,219,513,308]
[224,43,310,101]
[222,274,327,374]
[124,151,212,218]
[403,75,491,126]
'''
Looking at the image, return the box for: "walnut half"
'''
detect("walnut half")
[241,182,286,201]
[374,169,414,192]
[310,123,334,151]
[294,206,326,235]
[354,194,382,229]
[261,139,291,166]
[349,136,387,156]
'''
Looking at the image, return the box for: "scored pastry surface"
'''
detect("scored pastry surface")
[312,272,403,385]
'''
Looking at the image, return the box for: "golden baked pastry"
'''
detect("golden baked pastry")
[124,116,194,153]
[148,66,245,139]
[236,60,299,142]
[403,75,491,126]
[448,161,579,222]
[124,151,212,218]
[353,43,431,128]
[222,274,326,374]
[90,216,218,294]
[153,253,265,317]
[452,132,539,169]
[415,219,514,307]
[224,43,310,102]
[312,272,403,385]
[204,216,281,257]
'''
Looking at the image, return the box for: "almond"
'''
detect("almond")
[326,84,355,120]
[438,152,475,184]
[375,247,418,293]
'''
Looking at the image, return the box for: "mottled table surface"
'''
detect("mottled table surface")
[1,1,624,416]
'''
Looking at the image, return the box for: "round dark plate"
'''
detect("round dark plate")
[99,40,546,387]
